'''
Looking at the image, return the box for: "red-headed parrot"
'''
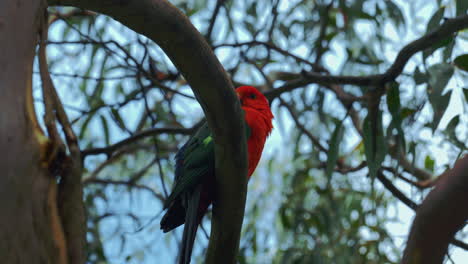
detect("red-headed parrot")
[160,86,274,264]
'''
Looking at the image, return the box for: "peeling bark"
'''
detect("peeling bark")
[0,1,85,263]
[1,0,58,262]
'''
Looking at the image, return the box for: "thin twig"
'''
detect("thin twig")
[205,0,225,43]
[85,179,165,202]
[279,98,327,153]
[82,127,194,157]
[377,170,468,251]
[265,14,468,99]
[214,40,315,67]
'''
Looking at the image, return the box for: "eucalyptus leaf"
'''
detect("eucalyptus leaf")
[386,83,405,152]
[413,67,427,85]
[363,110,386,178]
[426,7,445,33]
[325,121,344,178]
[457,0,468,16]
[427,63,454,131]
[386,1,405,29]
[110,108,127,132]
[424,155,435,172]
[428,63,454,96]
[454,54,468,72]
[100,115,110,146]
[429,90,452,131]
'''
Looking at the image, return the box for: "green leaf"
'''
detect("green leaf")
[463,88,468,102]
[79,113,94,139]
[386,1,405,28]
[428,63,454,95]
[325,121,344,178]
[401,107,417,120]
[363,110,386,179]
[280,207,291,229]
[430,90,452,131]
[110,108,127,132]
[324,31,338,42]
[386,83,401,115]
[375,117,387,168]
[363,117,374,174]
[445,115,459,134]
[386,83,406,152]
[427,63,454,131]
[279,23,290,38]
[421,7,451,61]
[424,156,435,172]
[244,21,256,35]
[89,83,105,107]
[444,115,466,150]
[357,11,375,20]
[100,115,110,146]
[426,7,445,33]
[454,54,468,72]
[246,2,257,17]
[413,67,427,85]
[442,38,455,61]
[185,8,198,17]
[457,0,468,16]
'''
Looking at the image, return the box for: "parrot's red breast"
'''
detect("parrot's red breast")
[237,86,274,177]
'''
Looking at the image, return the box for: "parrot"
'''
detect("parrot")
[160,86,274,264]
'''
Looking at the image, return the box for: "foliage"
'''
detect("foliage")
[37,0,467,263]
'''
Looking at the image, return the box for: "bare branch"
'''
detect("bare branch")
[279,98,327,153]
[205,0,225,43]
[82,127,194,157]
[388,144,432,181]
[37,70,137,80]
[377,170,418,210]
[382,166,438,189]
[313,2,333,65]
[214,40,315,67]
[85,179,165,202]
[377,170,467,250]
[265,14,468,99]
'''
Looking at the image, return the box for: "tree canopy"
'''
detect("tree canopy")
[29,0,468,263]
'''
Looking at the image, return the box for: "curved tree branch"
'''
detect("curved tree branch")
[402,155,468,264]
[265,14,468,99]
[48,0,249,263]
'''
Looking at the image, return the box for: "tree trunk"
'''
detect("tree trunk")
[0,1,84,263]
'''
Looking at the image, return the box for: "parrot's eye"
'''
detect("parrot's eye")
[249,94,257,99]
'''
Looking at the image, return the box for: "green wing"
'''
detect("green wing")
[163,122,215,209]
[163,121,251,209]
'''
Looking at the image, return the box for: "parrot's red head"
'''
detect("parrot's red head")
[236,86,269,108]
[236,86,274,136]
